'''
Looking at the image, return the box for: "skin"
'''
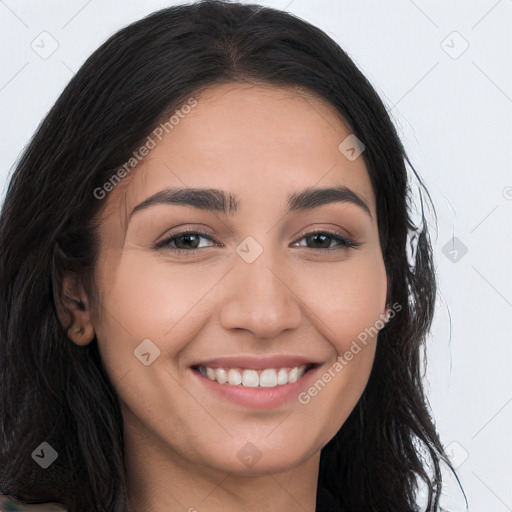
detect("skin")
[62,82,389,512]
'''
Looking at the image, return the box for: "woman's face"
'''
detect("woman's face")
[89,82,388,478]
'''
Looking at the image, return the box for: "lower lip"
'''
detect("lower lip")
[190,365,321,409]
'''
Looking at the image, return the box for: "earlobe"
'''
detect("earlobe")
[380,301,393,325]
[68,318,95,345]
[54,273,96,346]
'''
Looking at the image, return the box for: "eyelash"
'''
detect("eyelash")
[154,229,361,254]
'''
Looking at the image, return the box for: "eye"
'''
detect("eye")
[291,230,360,251]
[154,230,219,252]
[154,229,360,254]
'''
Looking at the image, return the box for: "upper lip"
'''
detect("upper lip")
[191,355,321,370]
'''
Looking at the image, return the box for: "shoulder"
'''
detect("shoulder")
[0,495,68,511]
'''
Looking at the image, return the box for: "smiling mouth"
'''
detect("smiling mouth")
[191,363,318,388]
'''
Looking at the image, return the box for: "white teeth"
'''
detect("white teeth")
[277,368,288,385]
[227,368,242,385]
[259,369,277,387]
[241,369,259,387]
[198,364,309,387]
[215,368,228,384]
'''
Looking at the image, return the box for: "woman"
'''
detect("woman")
[0,1,466,511]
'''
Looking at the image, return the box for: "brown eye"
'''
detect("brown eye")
[305,233,334,249]
[154,231,218,252]
[293,231,360,250]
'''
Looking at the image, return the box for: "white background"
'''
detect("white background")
[1,1,511,510]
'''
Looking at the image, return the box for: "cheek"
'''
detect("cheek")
[97,251,219,339]
[91,252,211,425]
[296,251,388,352]
[291,254,386,436]
[92,251,229,384]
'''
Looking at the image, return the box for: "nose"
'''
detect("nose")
[219,248,303,339]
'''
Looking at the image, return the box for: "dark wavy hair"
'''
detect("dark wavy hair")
[0,1,466,511]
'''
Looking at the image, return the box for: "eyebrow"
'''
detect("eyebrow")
[128,185,372,222]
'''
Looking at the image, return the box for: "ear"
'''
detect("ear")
[381,276,394,325]
[54,272,96,346]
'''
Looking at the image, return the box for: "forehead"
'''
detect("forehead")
[102,82,375,223]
